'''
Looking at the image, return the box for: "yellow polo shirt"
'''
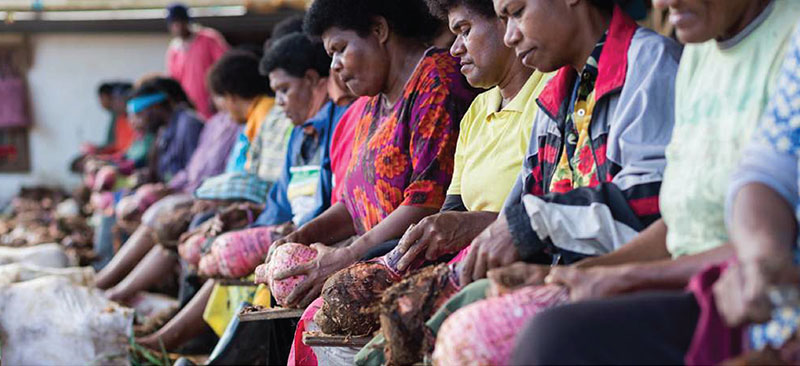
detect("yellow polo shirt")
[448,71,551,212]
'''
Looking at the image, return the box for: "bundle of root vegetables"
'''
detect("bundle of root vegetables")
[0,186,95,266]
[261,241,460,365]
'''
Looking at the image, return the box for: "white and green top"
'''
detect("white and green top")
[660,0,800,258]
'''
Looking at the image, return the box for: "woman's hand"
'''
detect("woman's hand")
[714,259,799,327]
[265,227,305,264]
[486,262,552,297]
[395,211,495,272]
[544,265,635,302]
[208,202,264,236]
[459,213,520,285]
[272,244,359,308]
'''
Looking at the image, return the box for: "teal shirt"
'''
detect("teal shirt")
[124,133,155,169]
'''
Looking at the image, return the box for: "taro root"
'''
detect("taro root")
[379,264,459,366]
[178,233,208,267]
[316,262,398,335]
[257,243,317,306]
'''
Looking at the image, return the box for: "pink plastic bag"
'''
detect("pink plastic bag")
[198,227,275,278]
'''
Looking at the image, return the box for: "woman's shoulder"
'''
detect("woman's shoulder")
[628,27,683,70]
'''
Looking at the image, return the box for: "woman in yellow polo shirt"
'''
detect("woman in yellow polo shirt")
[392,0,550,273]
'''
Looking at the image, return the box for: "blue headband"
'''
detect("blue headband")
[127,93,167,114]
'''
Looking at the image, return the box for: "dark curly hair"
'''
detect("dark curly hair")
[304,0,441,43]
[424,0,496,21]
[260,32,331,78]
[98,82,115,96]
[207,50,270,99]
[264,14,306,51]
[136,77,193,108]
[98,81,133,97]
[273,14,306,40]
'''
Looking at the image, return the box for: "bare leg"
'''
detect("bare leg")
[95,226,157,289]
[137,279,216,351]
[106,245,178,303]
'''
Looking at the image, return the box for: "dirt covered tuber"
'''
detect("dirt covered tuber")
[379,264,460,366]
[315,262,399,336]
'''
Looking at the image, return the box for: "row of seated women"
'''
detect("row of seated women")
[89,15,364,353]
[90,0,800,364]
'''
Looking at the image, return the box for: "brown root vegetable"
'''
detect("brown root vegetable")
[379,264,459,366]
[152,207,193,247]
[317,262,399,336]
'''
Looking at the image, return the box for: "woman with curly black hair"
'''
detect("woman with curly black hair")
[263,0,479,364]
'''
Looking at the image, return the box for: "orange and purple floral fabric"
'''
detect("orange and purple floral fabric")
[341,48,478,235]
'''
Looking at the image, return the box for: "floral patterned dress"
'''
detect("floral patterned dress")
[340,48,479,235]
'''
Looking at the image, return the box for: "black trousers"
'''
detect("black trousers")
[512,291,700,365]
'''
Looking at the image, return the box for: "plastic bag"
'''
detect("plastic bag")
[0,243,70,268]
[198,227,275,279]
[0,263,94,286]
[0,276,134,365]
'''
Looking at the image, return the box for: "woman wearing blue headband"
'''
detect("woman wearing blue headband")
[127,78,204,184]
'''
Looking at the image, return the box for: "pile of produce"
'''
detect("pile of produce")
[0,187,95,265]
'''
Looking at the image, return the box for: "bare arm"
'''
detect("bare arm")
[349,205,440,259]
[547,218,734,299]
[713,183,798,325]
[287,202,357,245]
[582,219,734,291]
[575,218,671,268]
[570,185,793,290]
[614,244,734,291]
[730,183,797,266]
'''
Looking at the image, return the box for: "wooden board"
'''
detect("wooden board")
[302,331,372,348]
[217,278,257,287]
[238,307,305,322]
